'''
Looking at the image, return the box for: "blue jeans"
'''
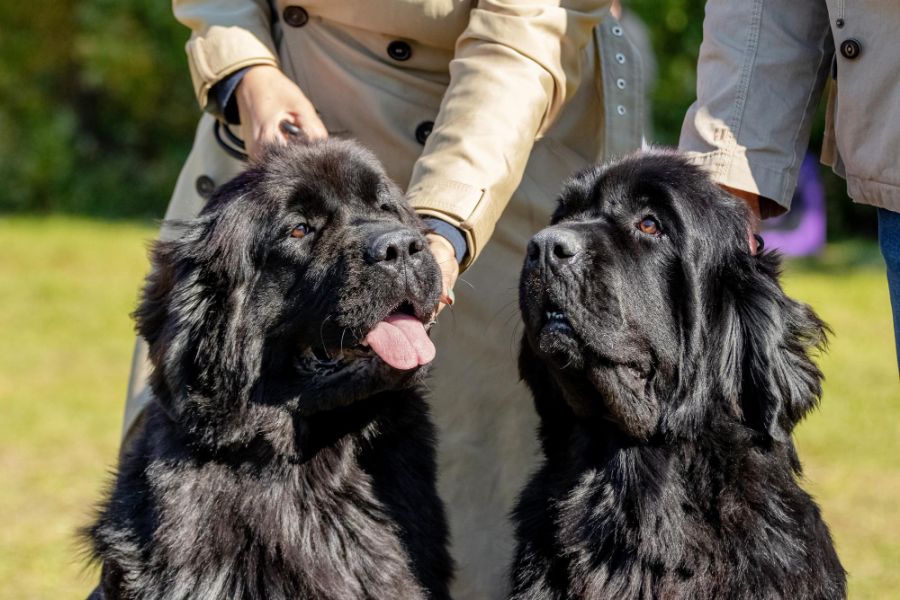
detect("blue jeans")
[878,208,900,373]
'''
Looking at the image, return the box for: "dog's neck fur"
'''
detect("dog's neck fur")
[514,378,843,600]
[129,402,423,597]
[91,388,450,600]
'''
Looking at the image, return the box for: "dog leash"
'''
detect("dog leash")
[214,119,304,162]
[213,121,248,161]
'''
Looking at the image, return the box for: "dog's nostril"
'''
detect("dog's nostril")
[553,242,576,260]
[384,245,399,262]
[409,239,424,255]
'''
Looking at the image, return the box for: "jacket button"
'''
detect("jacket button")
[387,40,412,61]
[415,121,433,145]
[840,39,861,59]
[283,6,309,27]
[196,175,216,199]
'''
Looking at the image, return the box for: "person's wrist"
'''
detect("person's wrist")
[236,65,278,102]
[721,184,762,221]
[719,184,763,255]
[422,218,467,264]
[425,232,456,260]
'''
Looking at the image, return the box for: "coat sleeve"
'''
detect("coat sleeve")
[173,0,280,109]
[678,0,834,215]
[407,0,609,270]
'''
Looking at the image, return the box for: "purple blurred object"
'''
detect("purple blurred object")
[760,153,826,256]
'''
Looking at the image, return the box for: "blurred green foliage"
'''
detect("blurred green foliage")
[0,0,878,236]
[0,0,196,217]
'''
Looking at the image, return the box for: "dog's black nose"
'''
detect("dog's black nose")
[366,228,425,264]
[527,227,583,267]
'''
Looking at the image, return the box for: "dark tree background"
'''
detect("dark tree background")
[0,0,195,217]
[0,0,875,236]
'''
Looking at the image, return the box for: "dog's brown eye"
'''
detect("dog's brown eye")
[638,216,661,236]
[290,224,310,239]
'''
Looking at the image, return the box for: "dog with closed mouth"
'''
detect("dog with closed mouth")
[84,140,452,599]
[509,153,845,599]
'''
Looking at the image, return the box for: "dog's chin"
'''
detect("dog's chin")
[530,312,586,371]
[529,315,658,439]
[293,303,437,394]
[585,360,658,439]
[291,345,430,407]
[295,345,430,380]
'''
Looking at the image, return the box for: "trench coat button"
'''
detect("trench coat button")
[611,25,623,36]
[615,52,626,64]
[616,105,627,116]
[283,6,309,27]
[195,175,216,199]
[387,40,412,61]
[840,39,861,59]
[616,78,627,89]
[415,121,433,145]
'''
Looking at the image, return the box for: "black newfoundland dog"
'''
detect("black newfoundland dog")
[510,153,846,599]
[85,140,452,599]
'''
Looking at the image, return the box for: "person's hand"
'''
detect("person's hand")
[426,233,459,317]
[235,65,328,160]
[721,184,762,254]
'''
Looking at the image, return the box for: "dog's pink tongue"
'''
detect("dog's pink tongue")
[365,314,436,370]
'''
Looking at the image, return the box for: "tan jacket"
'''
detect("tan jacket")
[174,0,644,269]
[680,0,900,215]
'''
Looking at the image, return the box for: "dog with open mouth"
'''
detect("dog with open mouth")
[84,140,452,599]
[509,152,845,599]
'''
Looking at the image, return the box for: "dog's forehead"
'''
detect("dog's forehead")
[556,153,711,222]
[266,144,393,214]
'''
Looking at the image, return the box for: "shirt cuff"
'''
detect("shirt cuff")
[205,67,249,125]
[422,218,468,265]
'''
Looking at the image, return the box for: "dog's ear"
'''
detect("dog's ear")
[191,173,273,284]
[134,176,270,353]
[133,239,178,349]
[718,252,828,440]
[132,177,274,443]
[661,180,827,441]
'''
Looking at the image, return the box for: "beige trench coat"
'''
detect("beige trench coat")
[123,1,643,597]
[680,0,900,214]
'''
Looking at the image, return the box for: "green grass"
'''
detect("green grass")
[1,216,897,599]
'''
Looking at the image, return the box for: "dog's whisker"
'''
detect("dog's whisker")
[339,327,348,358]
[319,314,333,360]
[456,277,475,290]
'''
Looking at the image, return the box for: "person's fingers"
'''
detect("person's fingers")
[426,234,459,317]
[244,121,286,161]
[236,65,329,157]
[287,103,329,143]
[719,184,762,254]
[748,228,759,255]
[262,122,289,146]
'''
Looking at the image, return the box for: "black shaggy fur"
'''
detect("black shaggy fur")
[85,140,452,599]
[510,152,846,599]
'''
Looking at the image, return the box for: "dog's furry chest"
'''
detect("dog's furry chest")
[523,448,842,600]
[101,433,427,600]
